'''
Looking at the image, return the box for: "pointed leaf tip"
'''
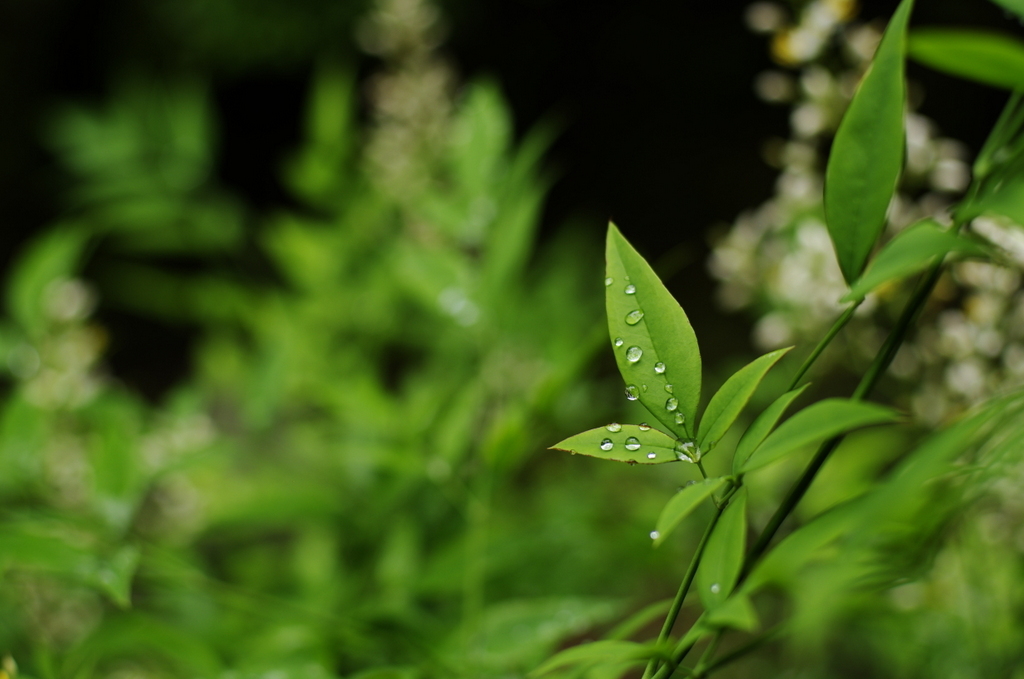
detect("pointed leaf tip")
[824,0,914,283]
[605,225,701,439]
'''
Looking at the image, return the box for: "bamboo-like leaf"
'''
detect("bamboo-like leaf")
[697,348,791,451]
[550,424,680,465]
[603,599,673,640]
[740,399,902,473]
[973,176,1024,225]
[824,0,913,284]
[909,29,1024,90]
[653,477,728,546]
[842,220,990,302]
[697,488,747,610]
[732,384,810,475]
[741,500,861,594]
[606,223,701,439]
[704,593,759,632]
[530,640,666,676]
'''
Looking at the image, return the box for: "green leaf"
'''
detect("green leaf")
[841,220,990,302]
[697,488,747,610]
[733,384,810,475]
[973,176,1024,224]
[741,500,861,594]
[606,223,701,439]
[697,348,791,451]
[603,599,673,640]
[550,424,681,465]
[990,0,1024,19]
[5,225,89,337]
[740,399,902,473]
[653,477,728,546]
[824,0,913,284]
[704,593,759,632]
[530,640,666,676]
[908,29,1024,90]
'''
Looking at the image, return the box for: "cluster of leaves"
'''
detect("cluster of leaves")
[542,0,1024,676]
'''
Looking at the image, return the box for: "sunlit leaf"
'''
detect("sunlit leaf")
[550,424,680,465]
[606,223,701,439]
[741,399,902,473]
[697,488,747,610]
[909,29,1024,90]
[842,220,990,302]
[698,348,791,451]
[733,384,810,475]
[653,477,728,546]
[824,0,913,284]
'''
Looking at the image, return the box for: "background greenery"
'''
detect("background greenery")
[1,0,1024,677]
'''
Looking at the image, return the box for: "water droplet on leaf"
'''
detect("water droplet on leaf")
[625,385,639,401]
[647,452,657,459]
[625,309,644,325]
[664,384,674,393]
[624,437,641,451]
[605,277,613,287]
[624,284,636,295]
[614,337,624,347]
[626,346,643,363]
[638,422,651,431]
[650,530,660,540]
[665,397,679,411]
[600,439,614,451]
[654,362,666,374]
[674,413,685,425]
[710,583,721,594]
[606,423,622,432]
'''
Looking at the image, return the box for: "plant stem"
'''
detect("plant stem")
[641,500,726,679]
[786,301,861,391]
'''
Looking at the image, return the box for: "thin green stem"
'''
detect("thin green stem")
[641,500,726,679]
[786,301,861,391]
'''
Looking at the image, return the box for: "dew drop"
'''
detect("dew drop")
[674,412,685,425]
[625,309,645,325]
[675,440,696,463]
[606,422,622,432]
[654,362,666,374]
[650,530,660,540]
[605,277,613,287]
[624,436,641,451]
[665,397,679,412]
[664,384,674,393]
[624,284,637,295]
[638,422,651,431]
[626,346,643,363]
[625,385,640,401]
[600,439,614,451]
[614,337,624,347]
[710,583,721,594]
[641,384,648,392]
[647,452,657,459]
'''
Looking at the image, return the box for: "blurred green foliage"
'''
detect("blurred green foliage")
[3,1,1024,677]
[0,51,701,678]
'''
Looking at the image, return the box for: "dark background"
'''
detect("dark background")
[0,0,1014,396]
